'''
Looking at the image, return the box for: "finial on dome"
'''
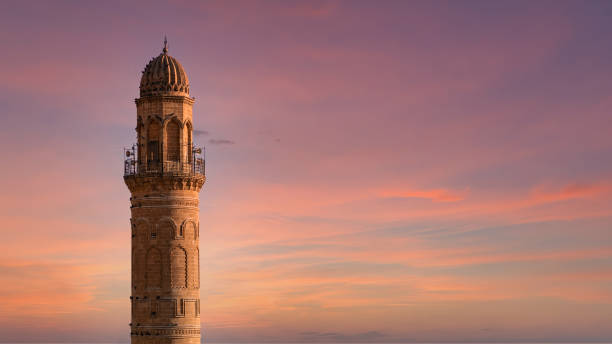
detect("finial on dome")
[163,36,168,54]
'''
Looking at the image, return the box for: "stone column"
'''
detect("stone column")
[125,177,204,344]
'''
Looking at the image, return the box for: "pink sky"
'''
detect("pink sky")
[0,0,611,342]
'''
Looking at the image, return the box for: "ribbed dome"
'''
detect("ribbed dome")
[140,41,190,97]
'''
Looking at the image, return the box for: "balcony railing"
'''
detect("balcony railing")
[123,145,205,178]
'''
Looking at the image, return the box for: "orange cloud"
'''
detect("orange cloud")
[376,187,467,202]
[529,181,612,204]
[0,261,95,318]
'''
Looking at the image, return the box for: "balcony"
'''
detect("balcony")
[123,145,205,178]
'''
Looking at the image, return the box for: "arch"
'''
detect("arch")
[170,246,187,288]
[180,219,197,241]
[133,218,149,243]
[196,247,200,288]
[136,116,144,137]
[137,116,145,162]
[157,217,176,240]
[185,121,193,163]
[132,249,146,289]
[131,220,136,239]
[145,247,162,288]
[165,119,181,162]
[147,118,162,167]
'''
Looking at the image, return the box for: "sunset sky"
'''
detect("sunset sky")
[1,0,612,342]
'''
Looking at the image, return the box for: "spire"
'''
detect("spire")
[163,36,168,54]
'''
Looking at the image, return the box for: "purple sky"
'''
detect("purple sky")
[0,1,611,342]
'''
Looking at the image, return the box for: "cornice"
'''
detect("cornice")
[124,174,205,194]
[135,95,195,105]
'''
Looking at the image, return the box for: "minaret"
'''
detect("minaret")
[124,39,205,344]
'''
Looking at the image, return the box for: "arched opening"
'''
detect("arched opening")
[186,122,193,163]
[182,220,196,241]
[134,219,149,243]
[137,117,145,164]
[166,120,180,163]
[171,246,187,288]
[158,218,175,240]
[133,249,145,289]
[147,120,161,168]
[145,248,162,288]
[196,247,200,288]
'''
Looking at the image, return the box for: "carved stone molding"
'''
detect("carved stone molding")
[125,175,205,194]
[135,95,195,105]
[130,196,200,209]
[130,327,201,338]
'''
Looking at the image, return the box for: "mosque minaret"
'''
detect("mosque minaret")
[124,38,205,344]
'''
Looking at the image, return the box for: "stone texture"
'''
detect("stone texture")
[125,43,204,344]
[140,40,190,97]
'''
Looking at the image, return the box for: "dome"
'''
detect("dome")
[139,39,190,97]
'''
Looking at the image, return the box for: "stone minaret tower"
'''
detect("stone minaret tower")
[124,39,205,344]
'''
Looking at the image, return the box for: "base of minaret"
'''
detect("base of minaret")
[126,175,204,344]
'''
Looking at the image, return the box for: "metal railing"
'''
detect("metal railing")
[123,145,205,178]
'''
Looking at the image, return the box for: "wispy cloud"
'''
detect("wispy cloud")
[194,129,209,137]
[209,138,235,145]
[299,330,386,342]
[377,187,467,202]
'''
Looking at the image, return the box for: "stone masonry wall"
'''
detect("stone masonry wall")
[129,186,201,344]
[127,94,202,344]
